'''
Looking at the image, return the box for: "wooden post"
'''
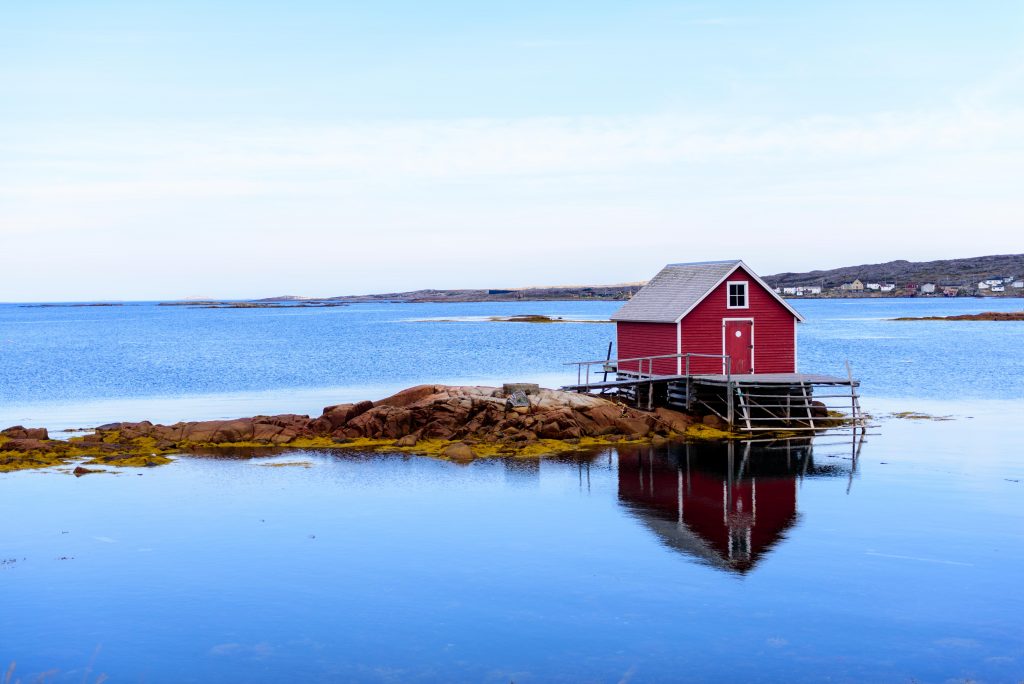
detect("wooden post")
[685,354,692,411]
[726,379,734,428]
[845,359,858,429]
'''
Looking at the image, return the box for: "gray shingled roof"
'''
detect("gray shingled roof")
[611,260,739,323]
[612,260,805,323]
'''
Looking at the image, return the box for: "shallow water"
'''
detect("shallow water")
[2,298,1023,681]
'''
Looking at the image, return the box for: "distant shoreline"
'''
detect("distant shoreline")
[6,292,1024,306]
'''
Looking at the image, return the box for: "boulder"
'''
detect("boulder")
[318,401,374,431]
[1,438,59,453]
[654,408,694,433]
[702,415,729,430]
[443,442,476,461]
[393,434,418,447]
[1,426,50,440]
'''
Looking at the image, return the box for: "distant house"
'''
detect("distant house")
[798,286,822,295]
[782,287,798,295]
[902,282,919,295]
[1011,280,1023,289]
[920,283,936,294]
[840,279,864,292]
[942,286,960,297]
[991,285,1006,293]
[865,282,881,291]
[984,279,1003,286]
[880,284,896,293]
[978,281,991,290]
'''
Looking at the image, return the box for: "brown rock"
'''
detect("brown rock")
[654,407,694,433]
[393,434,418,447]
[373,385,444,409]
[1,426,50,440]
[702,415,728,430]
[1,438,62,453]
[443,442,475,461]
[320,401,374,430]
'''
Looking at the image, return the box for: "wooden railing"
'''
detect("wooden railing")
[565,352,731,390]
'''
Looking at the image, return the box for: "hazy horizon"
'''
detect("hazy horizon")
[3,1,1022,301]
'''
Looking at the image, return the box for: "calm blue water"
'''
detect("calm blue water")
[0,297,1022,429]
[2,298,1023,682]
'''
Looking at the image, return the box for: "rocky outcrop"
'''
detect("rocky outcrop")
[77,385,694,447]
[1,385,709,471]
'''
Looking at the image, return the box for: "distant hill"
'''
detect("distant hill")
[763,254,1024,288]
[323,284,645,303]
[249,254,1023,303]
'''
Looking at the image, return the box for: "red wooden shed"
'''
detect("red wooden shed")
[611,260,805,376]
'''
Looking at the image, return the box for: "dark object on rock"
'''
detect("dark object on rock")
[505,390,530,409]
[502,383,540,396]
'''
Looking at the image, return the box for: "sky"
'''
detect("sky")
[1,1,1022,301]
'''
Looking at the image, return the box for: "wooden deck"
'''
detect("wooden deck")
[562,353,865,433]
[561,372,855,394]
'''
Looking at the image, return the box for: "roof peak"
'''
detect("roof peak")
[666,259,742,267]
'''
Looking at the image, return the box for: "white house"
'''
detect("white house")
[978,281,991,290]
[1012,280,1024,289]
[782,287,798,295]
[920,283,936,294]
[865,282,881,291]
[880,284,896,292]
[984,279,1003,286]
[799,286,822,295]
[992,285,1006,293]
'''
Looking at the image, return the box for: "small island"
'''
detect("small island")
[0,384,841,473]
[892,311,1024,321]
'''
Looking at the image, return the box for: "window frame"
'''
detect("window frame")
[726,281,749,309]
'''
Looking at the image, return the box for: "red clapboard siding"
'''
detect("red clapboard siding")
[616,322,677,375]
[681,265,795,373]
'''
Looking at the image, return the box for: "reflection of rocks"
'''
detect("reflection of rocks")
[618,439,851,574]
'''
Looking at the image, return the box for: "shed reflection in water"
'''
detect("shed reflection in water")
[617,438,856,573]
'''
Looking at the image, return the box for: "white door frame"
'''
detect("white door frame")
[722,318,755,374]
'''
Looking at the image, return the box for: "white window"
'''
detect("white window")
[727,281,748,308]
